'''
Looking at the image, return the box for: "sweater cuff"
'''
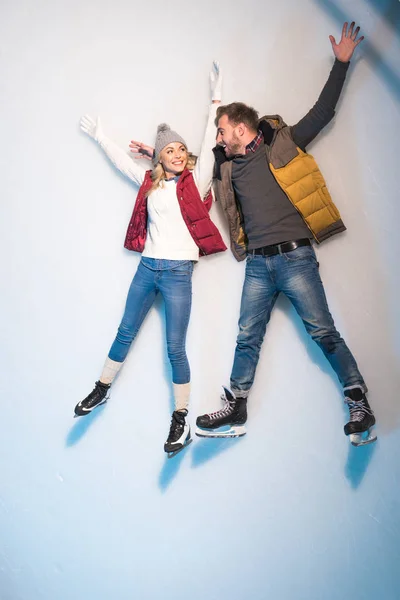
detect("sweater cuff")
[334,57,350,71]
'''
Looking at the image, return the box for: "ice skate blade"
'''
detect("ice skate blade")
[195,425,247,439]
[167,438,192,459]
[350,427,377,447]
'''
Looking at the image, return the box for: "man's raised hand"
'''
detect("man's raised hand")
[329,21,364,63]
[129,140,154,160]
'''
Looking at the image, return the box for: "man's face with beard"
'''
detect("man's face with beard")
[216,115,244,157]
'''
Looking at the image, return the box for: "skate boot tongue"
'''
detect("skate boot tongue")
[222,387,235,402]
[168,410,188,435]
[344,386,364,402]
[173,409,188,424]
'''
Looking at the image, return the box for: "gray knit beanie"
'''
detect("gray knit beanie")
[154,123,187,163]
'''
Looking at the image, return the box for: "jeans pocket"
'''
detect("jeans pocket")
[283,245,317,264]
[170,260,194,275]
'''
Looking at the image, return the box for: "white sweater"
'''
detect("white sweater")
[97,103,218,261]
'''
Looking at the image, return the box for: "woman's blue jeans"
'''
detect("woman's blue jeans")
[230,245,366,396]
[108,258,193,384]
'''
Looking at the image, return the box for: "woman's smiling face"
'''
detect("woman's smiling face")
[159,142,188,178]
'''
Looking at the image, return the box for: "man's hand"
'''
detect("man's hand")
[129,140,154,160]
[329,21,364,63]
[80,115,104,142]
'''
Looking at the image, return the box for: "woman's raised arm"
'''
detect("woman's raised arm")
[80,115,146,187]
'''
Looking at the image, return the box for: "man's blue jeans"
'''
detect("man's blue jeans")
[230,245,365,397]
[108,258,193,384]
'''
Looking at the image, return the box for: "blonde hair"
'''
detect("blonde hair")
[146,153,197,197]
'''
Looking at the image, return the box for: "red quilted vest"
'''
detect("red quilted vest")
[124,169,227,256]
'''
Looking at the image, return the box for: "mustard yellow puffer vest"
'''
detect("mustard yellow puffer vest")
[213,115,346,262]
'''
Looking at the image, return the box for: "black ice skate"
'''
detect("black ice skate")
[195,387,247,438]
[344,386,377,447]
[164,409,192,458]
[74,381,110,417]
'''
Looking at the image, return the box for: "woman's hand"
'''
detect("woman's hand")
[129,140,154,160]
[80,115,104,142]
[210,60,222,103]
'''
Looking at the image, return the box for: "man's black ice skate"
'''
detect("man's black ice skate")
[74,381,110,417]
[344,386,377,447]
[164,409,192,458]
[195,387,247,438]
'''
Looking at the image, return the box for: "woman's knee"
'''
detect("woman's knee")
[115,321,137,346]
[167,344,187,364]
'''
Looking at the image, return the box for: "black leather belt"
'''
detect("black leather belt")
[252,238,311,257]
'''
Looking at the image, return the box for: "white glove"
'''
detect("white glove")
[210,60,222,102]
[80,114,105,143]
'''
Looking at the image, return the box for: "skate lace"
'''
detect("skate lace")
[345,398,372,422]
[87,383,109,408]
[167,413,185,442]
[207,396,235,422]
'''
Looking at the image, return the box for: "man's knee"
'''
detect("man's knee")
[236,324,265,351]
[311,328,342,352]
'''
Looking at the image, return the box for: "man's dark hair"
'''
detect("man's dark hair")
[215,102,259,132]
